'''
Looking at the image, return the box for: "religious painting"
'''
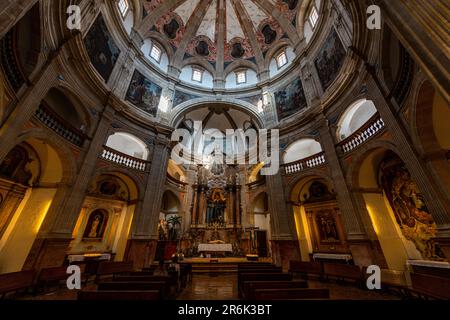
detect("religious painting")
[125,70,162,117]
[314,29,347,90]
[173,90,200,108]
[206,188,226,225]
[0,145,33,185]
[84,15,121,81]
[83,209,108,240]
[379,153,444,260]
[316,210,339,242]
[274,78,307,120]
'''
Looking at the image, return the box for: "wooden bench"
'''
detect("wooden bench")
[0,270,35,299]
[243,280,308,300]
[97,281,167,299]
[253,288,330,300]
[323,263,362,284]
[95,261,134,282]
[113,275,172,283]
[410,273,450,299]
[238,273,292,297]
[77,290,160,300]
[289,261,323,279]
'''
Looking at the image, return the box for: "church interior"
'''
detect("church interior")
[0,0,449,302]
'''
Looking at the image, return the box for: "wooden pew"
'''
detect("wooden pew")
[97,281,167,299]
[253,288,330,300]
[77,290,160,300]
[238,273,292,297]
[243,280,308,300]
[410,273,450,300]
[113,275,172,283]
[95,261,134,282]
[35,266,68,292]
[289,261,323,279]
[0,270,35,299]
[323,263,362,284]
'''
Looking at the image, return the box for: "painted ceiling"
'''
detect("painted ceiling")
[143,0,301,64]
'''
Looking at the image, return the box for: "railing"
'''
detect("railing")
[246,177,266,190]
[166,173,188,189]
[101,145,149,171]
[337,113,385,154]
[35,104,86,147]
[282,151,326,175]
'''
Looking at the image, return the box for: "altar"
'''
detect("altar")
[198,243,233,253]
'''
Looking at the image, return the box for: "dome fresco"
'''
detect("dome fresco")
[80,0,353,125]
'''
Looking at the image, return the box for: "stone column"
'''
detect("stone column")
[373,0,449,103]
[0,61,59,163]
[125,136,170,269]
[22,105,115,270]
[266,173,300,270]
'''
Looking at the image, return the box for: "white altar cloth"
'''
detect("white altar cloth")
[198,243,233,252]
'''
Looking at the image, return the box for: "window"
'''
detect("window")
[309,6,319,29]
[150,44,162,62]
[276,51,288,68]
[236,70,247,84]
[192,68,203,82]
[118,0,129,18]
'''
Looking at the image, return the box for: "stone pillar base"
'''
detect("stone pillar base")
[124,239,158,270]
[270,240,301,272]
[347,239,388,268]
[22,238,72,271]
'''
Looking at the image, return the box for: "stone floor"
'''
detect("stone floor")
[21,273,400,300]
[176,274,400,300]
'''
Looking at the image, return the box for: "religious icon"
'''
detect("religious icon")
[206,189,226,225]
[83,210,107,239]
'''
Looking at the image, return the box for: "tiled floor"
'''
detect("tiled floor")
[177,274,400,300]
[21,273,400,300]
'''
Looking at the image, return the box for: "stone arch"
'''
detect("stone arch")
[223,59,259,78]
[264,39,294,70]
[282,138,323,164]
[179,58,217,78]
[143,31,175,65]
[169,98,265,129]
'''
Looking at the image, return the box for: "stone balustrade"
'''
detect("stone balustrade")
[282,152,326,175]
[101,145,149,171]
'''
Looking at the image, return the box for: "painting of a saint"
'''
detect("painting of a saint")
[125,70,162,117]
[314,29,347,90]
[274,78,307,120]
[83,210,108,239]
[206,189,226,225]
[84,15,121,81]
[173,90,199,108]
[317,212,339,242]
[380,154,444,260]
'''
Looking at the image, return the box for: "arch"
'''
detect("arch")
[283,138,323,163]
[106,132,150,160]
[8,128,77,185]
[89,169,141,201]
[169,99,265,129]
[161,189,182,213]
[41,87,90,133]
[142,32,175,65]
[264,39,294,70]
[336,99,378,141]
[223,59,259,78]
[180,58,217,78]
[296,0,315,37]
[414,80,450,153]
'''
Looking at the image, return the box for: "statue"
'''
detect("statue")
[206,189,226,224]
[88,215,101,238]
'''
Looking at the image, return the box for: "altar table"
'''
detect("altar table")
[198,243,233,252]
